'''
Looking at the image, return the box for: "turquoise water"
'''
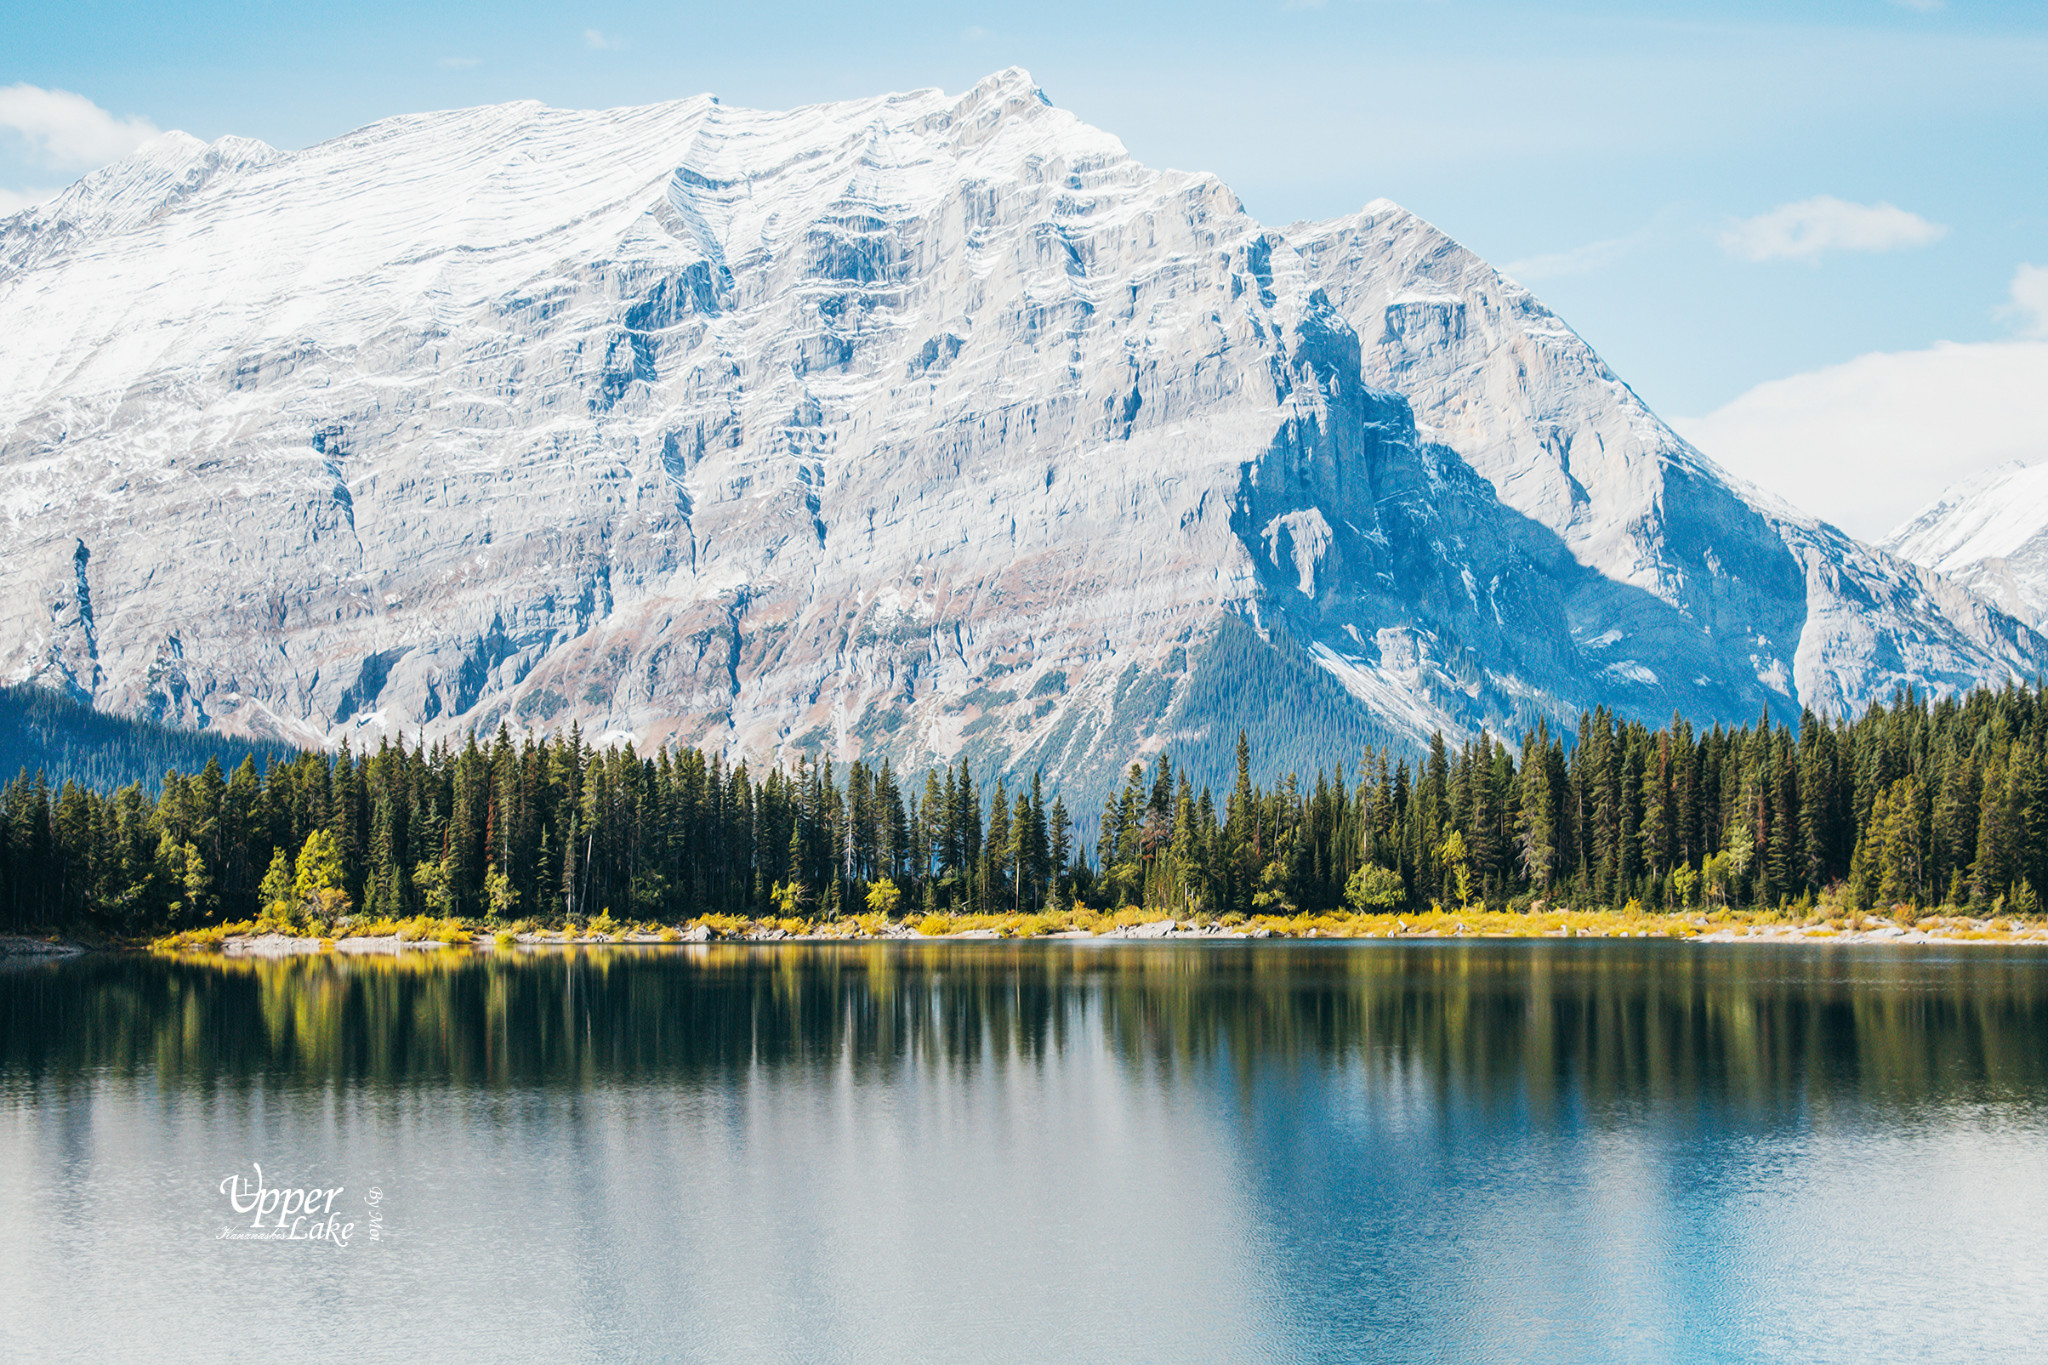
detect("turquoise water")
[2,940,2045,1362]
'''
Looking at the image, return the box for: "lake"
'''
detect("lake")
[2,940,2045,1362]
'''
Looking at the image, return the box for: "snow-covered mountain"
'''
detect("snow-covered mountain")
[0,130,277,279]
[1886,460,2048,629]
[2,70,2040,790]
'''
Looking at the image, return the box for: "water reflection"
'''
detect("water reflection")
[5,942,2045,1110]
[1,942,2045,1363]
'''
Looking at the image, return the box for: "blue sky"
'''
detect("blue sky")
[3,1,2044,537]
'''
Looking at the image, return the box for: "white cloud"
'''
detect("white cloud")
[437,56,482,70]
[1719,195,1946,263]
[1672,340,2048,540]
[1892,0,1944,11]
[0,186,60,216]
[963,25,991,41]
[0,84,161,167]
[2001,264,2048,339]
[584,28,626,50]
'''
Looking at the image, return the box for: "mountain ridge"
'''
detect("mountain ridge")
[2,69,2040,797]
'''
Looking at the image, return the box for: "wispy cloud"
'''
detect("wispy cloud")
[1892,0,1944,12]
[0,84,161,167]
[584,28,626,51]
[437,56,482,70]
[0,185,60,216]
[2002,264,2048,339]
[1719,195,1946,263]
[963,25,991,41]
[1503,234,1638,283]
[1500,209,1688,284]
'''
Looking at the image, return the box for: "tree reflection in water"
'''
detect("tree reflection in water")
[5,942,2044,1118]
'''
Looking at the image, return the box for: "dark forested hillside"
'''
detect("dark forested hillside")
[0,685,300,795]
[5,684,2048,934]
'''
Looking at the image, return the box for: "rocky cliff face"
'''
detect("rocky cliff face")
[1885,461,2048,631]
[1288,206,2044,723]
[2,70,2040,791]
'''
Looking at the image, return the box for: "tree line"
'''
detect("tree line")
[5,682,2048,933]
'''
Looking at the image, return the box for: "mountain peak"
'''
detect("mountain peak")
[926,67,1062,149]
[128,128,208,159]
[966,66,1048,103]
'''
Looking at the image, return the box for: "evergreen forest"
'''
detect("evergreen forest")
[6,683,2048,935]
[0,684,298,795]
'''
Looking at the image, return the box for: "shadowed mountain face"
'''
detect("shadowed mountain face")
[1,69,2040,794]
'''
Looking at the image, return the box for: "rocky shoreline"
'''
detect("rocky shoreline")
[205,921,1267,955]
[0,935,86,959]
[177,915,2048,957]
[1692,922,2048,945]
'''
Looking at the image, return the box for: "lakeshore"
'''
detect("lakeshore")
[134,904,2048,958]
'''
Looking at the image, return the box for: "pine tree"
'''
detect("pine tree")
[1517,723,1558,893]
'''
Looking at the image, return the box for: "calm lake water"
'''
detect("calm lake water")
[2,940,2045,1362]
